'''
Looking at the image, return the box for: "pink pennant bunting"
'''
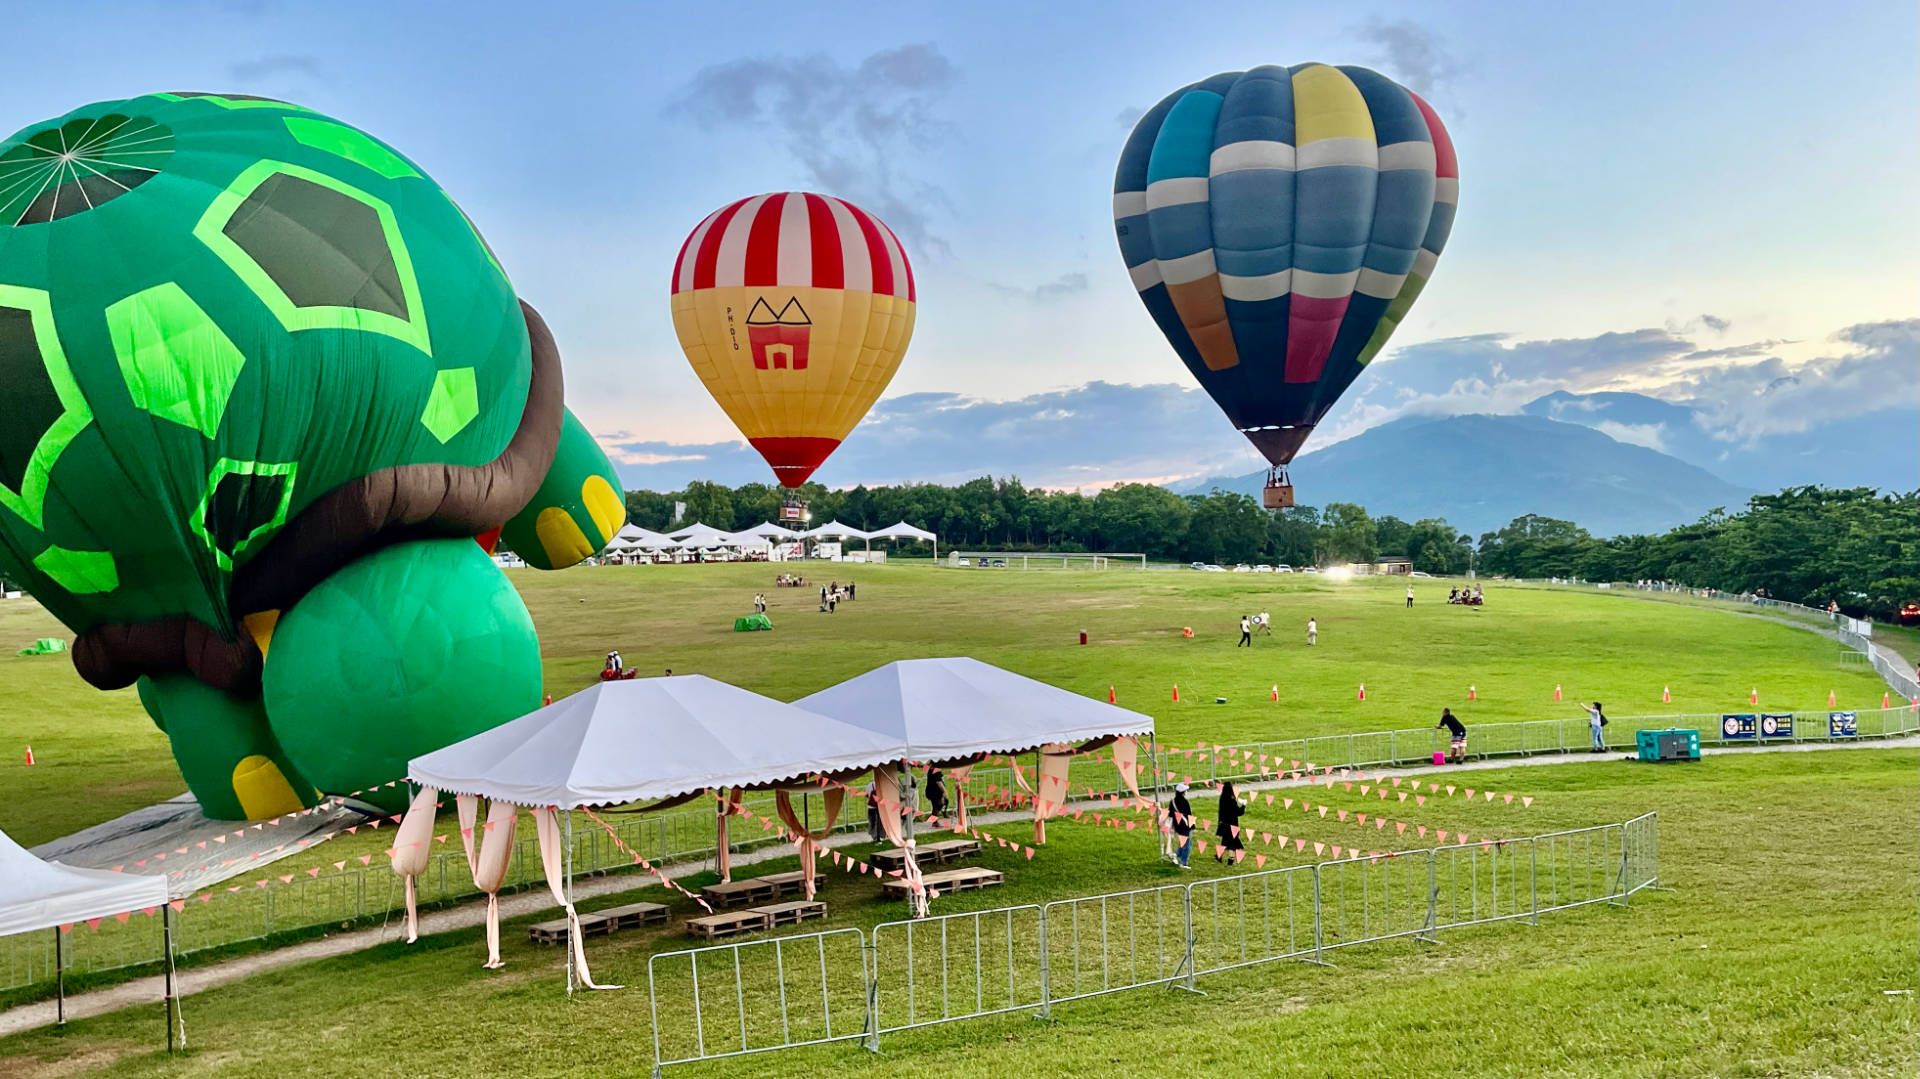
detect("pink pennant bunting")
[1522,797,1534,808]
[1463,788,1475,800]
[1293,838,1305,852]
[1437,830,1449,843]
[1312,842,1324,856]
[1504,794,1514,805]
[1395,821,1406,834]
[1255,853,1268,868]
[1025,847,1035,861]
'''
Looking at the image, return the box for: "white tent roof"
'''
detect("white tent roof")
[740,521,800,540]
[0,827,169,936]
[869,521,936,542]
[408,676,906,808]
[667,522,734,545]
[801,520,871,540]
[614,524,676,549]
[794,658,1154,760]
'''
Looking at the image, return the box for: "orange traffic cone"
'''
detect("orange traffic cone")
[1108,685,1116,704]
[544,692,553,707]
[1749,688,1759,706]
[1172,684,1180,703]
[1884,691,1892,709]
[1553,684,1562,702]
[1663,686,1671,704]
[1467,684,1477,701]
[23,745,33,766]
[1357,683,1367,702]
[1270,684,1279,702]
[1828,689,1837,707]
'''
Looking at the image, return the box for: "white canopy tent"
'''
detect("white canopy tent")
[611,524,676,550]
[399,664,1154,991]
[410,677,903,807]
[739,521,800,540]
[0,827,176,1042]
[666,522,735,546]
[799,520,871,541]
[794,657,1152,760]
[866,520,939,558]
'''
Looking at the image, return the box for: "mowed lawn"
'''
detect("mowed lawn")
[0,562,1894,846]
[0,749,1912,1078]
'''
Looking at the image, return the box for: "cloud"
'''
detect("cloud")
[1353,18,1459,99]
[673,44,956,252]
[1681,319,1920,443]
[605,381,1261,491]
[1592,421,1668,452]
[990,272,1089,302]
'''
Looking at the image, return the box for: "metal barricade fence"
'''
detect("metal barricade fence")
[870,904,1045,1033]
[646,814,1661,1073]
[1042,884,1191,1001]
[1186,864,1319,975]
[646,927,870,1073]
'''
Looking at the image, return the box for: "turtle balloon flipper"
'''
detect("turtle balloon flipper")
[137,675,319,821]
[497,408,623,569]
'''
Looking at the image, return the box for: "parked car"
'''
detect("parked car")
[1253,564,1274,573]
[1232,564,1252,573]
[1899,601,1920,626]
[1300,566,1320,574]
[1204,564,1227,572]
[1276,565,1294,573]
[990,559,1008,568]
[956,558,972,566]
[1409,571,1433,578]
[1190,561,1208,571]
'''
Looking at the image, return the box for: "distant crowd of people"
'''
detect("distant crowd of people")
[818,580,856,613]
[773,573,809,587]
[1233,611,1318,647]
[1448,584,1485,607]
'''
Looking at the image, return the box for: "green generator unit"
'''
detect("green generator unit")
[1636,727,1700,762]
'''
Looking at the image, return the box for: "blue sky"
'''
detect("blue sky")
[6,0,1917,488]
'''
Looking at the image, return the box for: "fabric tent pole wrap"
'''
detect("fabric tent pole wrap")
[54,927,63,1025]
[457,795,517,969]
[774,786,846,901]
[872,762,928,917]
[532,807,617,991]
[715,787,744,882]
[390,786,439,943]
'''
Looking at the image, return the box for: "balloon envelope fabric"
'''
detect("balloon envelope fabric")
[1114,64,1458,467]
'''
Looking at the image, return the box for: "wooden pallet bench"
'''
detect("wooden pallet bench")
[881,866,1004,900]
[701,876,780,908]
[749,900,827,927]
[869,839,982,873]
[685,909,772,940]
[527,900,668,944]
[757,871,821,897]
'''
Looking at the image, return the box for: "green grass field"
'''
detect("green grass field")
[0,564,1912,1076]
[0,564,1891,846]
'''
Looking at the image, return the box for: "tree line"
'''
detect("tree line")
[625,480,1918,618]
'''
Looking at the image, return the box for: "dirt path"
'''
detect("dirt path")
[7,734,1914,1040]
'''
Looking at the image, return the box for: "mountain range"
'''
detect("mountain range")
[1183,411,1756,537]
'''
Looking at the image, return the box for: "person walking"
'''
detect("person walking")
[1438,707,1467,763]
[1406,584,1415,608]
[1238,614,1253,648]
[1306,617,1318,646]
[926,768,948,824]
[865,780,883,841]
[1214,780,1247,865]
[1586,701,1608,752]
[1169,783,1194,868]
[1257,610,1272,636]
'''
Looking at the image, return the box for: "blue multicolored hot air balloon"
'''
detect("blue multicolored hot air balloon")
[1114,64,1458,506]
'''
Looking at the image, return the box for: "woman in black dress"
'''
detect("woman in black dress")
[1214,780,1247,865]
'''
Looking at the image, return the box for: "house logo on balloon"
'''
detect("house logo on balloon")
[745,296,812,371]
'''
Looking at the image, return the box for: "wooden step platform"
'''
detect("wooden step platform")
[867,838,982,873]
[749,900,827,926]
[757,871,821,897]
[882,866,1004,900]
[701,876,781,908]
[685,909,772,940]
[528,900,669,944]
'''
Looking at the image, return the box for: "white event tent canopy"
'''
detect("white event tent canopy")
[865,521,939,558]
[0,826,176,1042]
[799,520,871,541]
[666,521,735,547]
[398,662,1154,991]
[609,524,676,550]
[738,521,801,541]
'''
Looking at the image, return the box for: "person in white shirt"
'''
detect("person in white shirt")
[1237,615,1252,648]
[1306,617,1317,645]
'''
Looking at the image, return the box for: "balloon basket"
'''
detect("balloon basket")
[779,498,808,523]
[1262,482,1295,509]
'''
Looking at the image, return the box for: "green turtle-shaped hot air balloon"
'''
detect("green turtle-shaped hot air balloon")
[0,93,625,818]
